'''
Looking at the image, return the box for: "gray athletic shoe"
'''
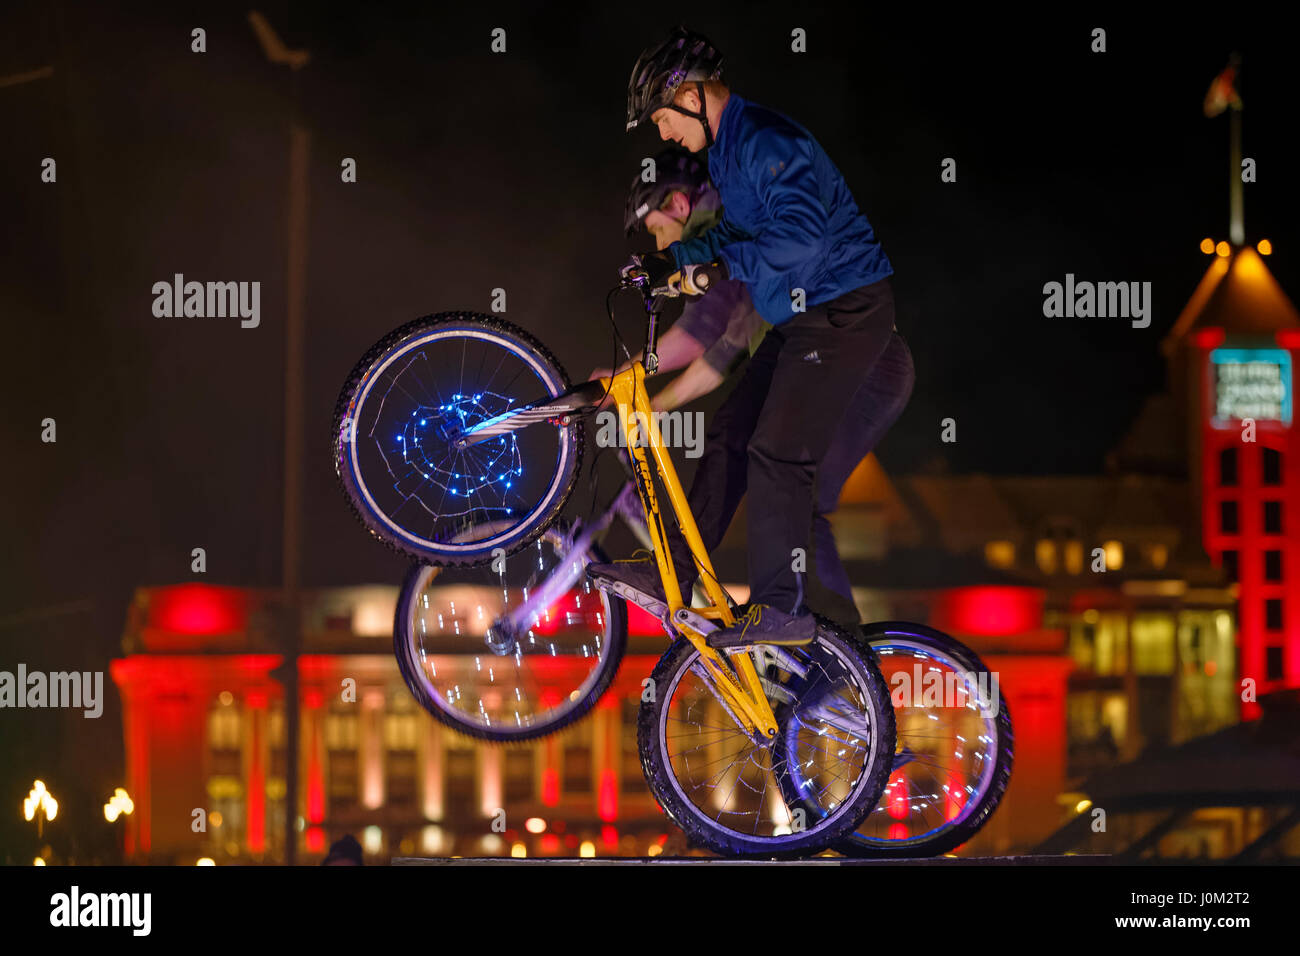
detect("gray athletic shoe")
[705,603,817,649]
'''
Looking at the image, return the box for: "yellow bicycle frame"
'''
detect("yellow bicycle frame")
[597,362,780,738]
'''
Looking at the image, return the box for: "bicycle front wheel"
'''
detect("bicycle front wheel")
[777,623,1013,857]
[638,619,895,858]
[393,521,628,742]
[333,313,584,565]
[844,624,1013,856]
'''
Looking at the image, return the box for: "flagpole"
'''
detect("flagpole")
[1228,52,1243,246]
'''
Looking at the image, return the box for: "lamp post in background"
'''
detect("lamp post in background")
[249,9,311,866]
[24,780,58,841]
[104,787,134,863]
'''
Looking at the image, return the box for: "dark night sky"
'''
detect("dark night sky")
[1,3,1295,856]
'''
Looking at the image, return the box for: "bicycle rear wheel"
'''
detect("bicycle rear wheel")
[333,313,584,566]
[393,521,628,742]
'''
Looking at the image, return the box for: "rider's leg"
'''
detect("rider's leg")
[664,327,782,586]
[711,278,895,646]
[588,329,782,600]
[805,330,916,625]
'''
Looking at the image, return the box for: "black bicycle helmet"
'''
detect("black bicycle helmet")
[626,26,724,146]
[624,147,709,235]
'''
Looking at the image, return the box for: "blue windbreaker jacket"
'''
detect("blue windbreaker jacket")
[669,94,893,325]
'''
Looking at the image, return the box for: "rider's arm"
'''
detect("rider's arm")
[672,125,829,281]
[652,284,763,411]
[590,323,706,381]
[669,213,749,267]
[651,357,724,411]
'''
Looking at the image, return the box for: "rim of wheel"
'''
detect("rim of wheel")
[397,530,619,733]
[656,636,884,845]
[344,325,575,555]
[837,636,1003,849]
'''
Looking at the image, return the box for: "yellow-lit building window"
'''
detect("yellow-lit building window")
[1143,543,1169,569]
[326,710,360,814]
[1103,540,1124,571]
[1064,540,1083,574]
[208,700,241,749]
[1071,612,1128,675]
[383,712,419,750]
[985,540,1015,569]
[1132,614,1175,674]
[1176,610,1237,741]
[1036,539,1057,574]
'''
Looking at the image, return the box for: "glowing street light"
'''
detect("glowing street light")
[23,780,58,839]
[104,788,134,823]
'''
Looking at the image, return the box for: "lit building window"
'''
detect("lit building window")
[505,749,535,802]
[1064,540,1083,574]
[1102,540,1123,571]
[206,699,244,859]
[208,700,241,750]
[984,540,1015,569]
[1143,543,1169,570]
[384,698,419,810]
[1036,539,1057,574]
[325,710,359,815]
[563,720,593,796]
[1132,614,1175,675]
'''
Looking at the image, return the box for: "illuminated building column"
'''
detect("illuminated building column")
[244,689,268,855]
[539,688,561,806]
[594,697,619,823]
[421,718,444,821]
[480,744,502,818]
[302,688,326,853]
[360,687,385,809]
[980,655,1074,850]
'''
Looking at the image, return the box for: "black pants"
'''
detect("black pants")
[667,276,900,615]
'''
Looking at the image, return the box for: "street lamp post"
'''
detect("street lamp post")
[24,780,58,841]
[249,10,311,867]
[104,787,134,863]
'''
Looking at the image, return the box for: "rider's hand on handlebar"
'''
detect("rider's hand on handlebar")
[622,250,680,296]
[679,260,728,296]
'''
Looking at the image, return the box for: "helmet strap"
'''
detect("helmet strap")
[667,81,713,149]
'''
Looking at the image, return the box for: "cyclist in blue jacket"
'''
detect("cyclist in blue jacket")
[621,26,904,648]
[589,144,915,629]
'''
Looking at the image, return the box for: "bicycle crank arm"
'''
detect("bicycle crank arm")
[592,579,675,636]
[798,701,874,740]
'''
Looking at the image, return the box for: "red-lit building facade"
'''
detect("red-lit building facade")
[110,241,1298,863]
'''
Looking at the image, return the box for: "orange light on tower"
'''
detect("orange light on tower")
[1200,238,1216,254]
[1216,241,1231,257]
[1258,239,1272,255]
